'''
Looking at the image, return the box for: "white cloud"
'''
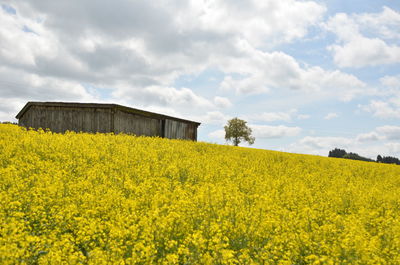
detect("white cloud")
[0,67,97,103]
[112,85,214,110]
[287,125,400,158]
[208,129,225,140]
[361,99,400,119]
[328,36,400,68]
[1,0,398,161]
[3,0,327,82]
[248,109,310,122]
[355,126,400,142]
[386,143,400,154]
[325,7,400,67]
[185,0,326,47]
[250,125,301,138]
[0,0,331,121]
[217,44,366,99]
[360,74,400,119]
[286,135,386,158]
[0,67,98,122]
[355,6,400,40]
[356,132,380,142]
[380,75,400,89]
[0,97,27,122]
[201,111,231,125]
[250,109,297,122]
[213,96,232,108]
[220,74,270,95]
[376,126,400,140]
[0,0,365,127]
[297,114,311,120]
[324,112,338,120]
[0,7,52,67]
[300,136,352,150]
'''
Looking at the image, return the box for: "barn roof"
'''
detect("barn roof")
[16,102,201,126]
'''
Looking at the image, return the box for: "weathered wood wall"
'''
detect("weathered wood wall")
[19,106,113,133]
[18,104,198,140]
[114,110,161,136]
[164,119,197,140]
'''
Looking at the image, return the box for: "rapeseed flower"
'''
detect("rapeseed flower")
[1,124,400,264]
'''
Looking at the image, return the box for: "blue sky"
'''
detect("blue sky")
[0,0,399,158]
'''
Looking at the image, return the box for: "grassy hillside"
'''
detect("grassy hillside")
[1,124,400,264]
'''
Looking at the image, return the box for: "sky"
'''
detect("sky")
[0,0,399,159]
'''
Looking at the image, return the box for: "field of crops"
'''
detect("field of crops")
[1,124,400,264]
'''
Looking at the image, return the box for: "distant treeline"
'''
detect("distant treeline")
[328,148,400,165]
[1,121,18,125]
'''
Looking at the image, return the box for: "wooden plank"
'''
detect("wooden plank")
[16,102,200,126]
[17,103,198,140]
[114,110,161,137]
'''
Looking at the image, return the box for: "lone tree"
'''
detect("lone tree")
[224,117,255,146]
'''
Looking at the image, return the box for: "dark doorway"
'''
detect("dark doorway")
[161,120,166,138]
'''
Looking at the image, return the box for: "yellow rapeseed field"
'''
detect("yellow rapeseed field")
[1,124,400,264]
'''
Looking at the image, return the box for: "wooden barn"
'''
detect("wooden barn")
[16,102,200,141]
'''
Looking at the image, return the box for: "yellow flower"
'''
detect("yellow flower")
[0,123,399,264]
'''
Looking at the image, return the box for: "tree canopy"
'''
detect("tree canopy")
[328,148,347,158]
[328,148,399,165]
[328,148,374,162]
[224,117,255,146]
